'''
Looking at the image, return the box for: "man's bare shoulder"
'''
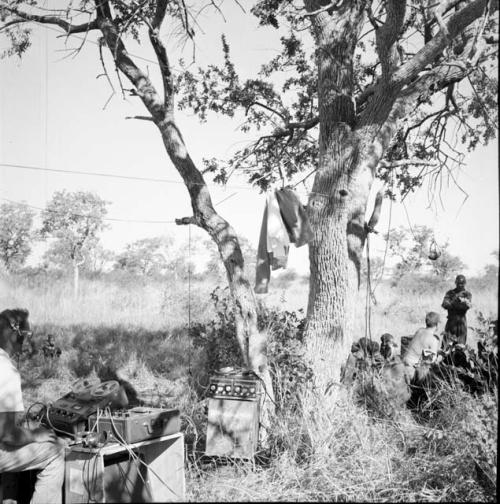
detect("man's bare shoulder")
[412,327,431,338]
[411,327,438,344]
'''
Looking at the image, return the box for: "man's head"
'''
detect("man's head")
[380,333,398,360]
[455,274,466,290]
[425,311,440,328]
[47,334,55,344]
[0,309,31,356]
[357,337,380,356]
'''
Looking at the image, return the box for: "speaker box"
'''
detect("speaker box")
[205,398,260,459]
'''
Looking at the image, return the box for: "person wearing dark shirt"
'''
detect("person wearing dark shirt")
[441,274,472,345]
[42,334,61,359]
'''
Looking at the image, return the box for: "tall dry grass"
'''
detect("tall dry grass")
[0,274,216,329]
[1,270,497,502]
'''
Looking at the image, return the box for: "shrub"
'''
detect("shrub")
[189,288,313,410]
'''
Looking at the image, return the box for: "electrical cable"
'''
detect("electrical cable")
[0,161,252,190]
[104,407,180,498]
[25,401,46,429]
[104,409,151,499]
[0,197,177,224]
[44,404,78,440]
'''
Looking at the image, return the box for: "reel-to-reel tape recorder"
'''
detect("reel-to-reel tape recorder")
[41,377,129,436]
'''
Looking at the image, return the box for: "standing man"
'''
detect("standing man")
[441,274,472,345]
[0,309,65,504]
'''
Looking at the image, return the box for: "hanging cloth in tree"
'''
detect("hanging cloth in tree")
[275,187,313,247]
[254,188,312,294]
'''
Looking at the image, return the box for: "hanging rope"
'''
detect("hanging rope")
[187,224,192,377]
[371,175,395,297]
[365,233,374,360]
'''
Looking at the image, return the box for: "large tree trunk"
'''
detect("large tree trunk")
[304,1,367,386]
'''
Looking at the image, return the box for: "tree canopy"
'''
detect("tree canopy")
[40,190,109,295]
[0,201,36,271]
[1,0,497,382]
[176,1,498,198]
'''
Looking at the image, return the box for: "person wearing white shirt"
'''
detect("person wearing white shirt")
[0,309,65,504]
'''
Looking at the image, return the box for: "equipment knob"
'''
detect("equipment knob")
[217,386,223,392]
[210,384,216,391]
[234,386,241,393]
[225,385,231,392]
[250,387,256,393]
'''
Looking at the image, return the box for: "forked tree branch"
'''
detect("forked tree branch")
[0,4,99,34]
[392,0,497,86]
[148,1,174,112]
[375,0,407,78]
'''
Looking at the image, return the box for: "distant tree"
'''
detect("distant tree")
[83,243,116,276]
[115,236,173,277]
[387,225,466,282]
[40,191,108,297]
[204,236,257,282]
[388,225,434,280]
[0,201,36,272]
[479,249,499,286]
[430,247,467,280]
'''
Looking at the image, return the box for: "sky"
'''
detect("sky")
[0,2,498,276]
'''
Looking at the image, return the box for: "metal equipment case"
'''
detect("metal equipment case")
[64,433,185,503]
[205,370,261,458]
[88,407,180,444]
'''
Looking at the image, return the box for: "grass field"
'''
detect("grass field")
[0,271,497,501]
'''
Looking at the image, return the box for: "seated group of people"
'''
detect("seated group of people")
[343,275,477,385]
[343,311,443,384]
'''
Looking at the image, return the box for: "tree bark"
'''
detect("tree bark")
[304,1,367,386]
[303,0,494,387]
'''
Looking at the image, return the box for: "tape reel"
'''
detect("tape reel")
[90,380,120,398]
[72,377,100,397]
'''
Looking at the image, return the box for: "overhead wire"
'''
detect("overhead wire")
[0,197,177,224]
[0,161,253,190]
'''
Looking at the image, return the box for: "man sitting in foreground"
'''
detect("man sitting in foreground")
[403,311,442,381]
[0,309,65,504]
